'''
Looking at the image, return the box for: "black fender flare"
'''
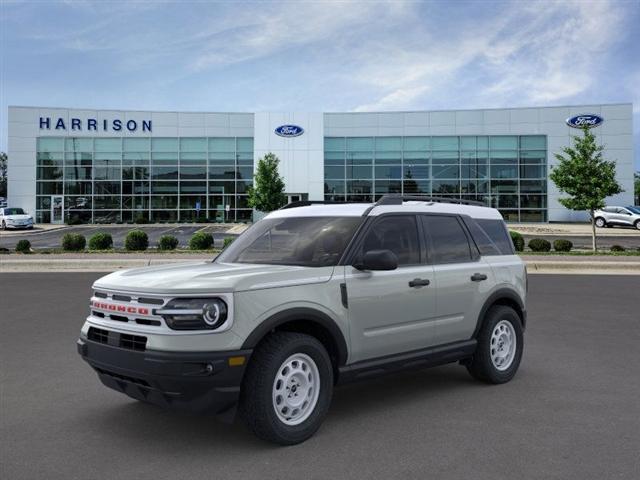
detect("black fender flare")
[241,307,349,366]
[472,288,526,338]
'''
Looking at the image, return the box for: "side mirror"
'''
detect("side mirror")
[354,249,398,271]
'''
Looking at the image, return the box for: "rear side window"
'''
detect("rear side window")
[463,218,501,256]
[476,219,514,255]
[421,215,473,264]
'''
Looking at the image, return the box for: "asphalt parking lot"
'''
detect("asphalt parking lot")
[1,273,639,480]
[0,225,240,250]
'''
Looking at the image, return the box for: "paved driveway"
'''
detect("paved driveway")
[1,273,639,480]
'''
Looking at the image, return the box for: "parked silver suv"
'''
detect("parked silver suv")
[77,195,527,444]
[594,206,640,229]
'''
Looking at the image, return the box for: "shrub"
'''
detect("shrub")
[88,232,113,250]
[62,233,86,251]
[134,215,149,224]
[553,239,573,252]
[610,244,625,252]
[189,231,214,250]
[125,230,149,251]
[15,239,31,253]
[528,238,551,252]
[158,235,179,250]
[509,230,525,252]
[223,237,235,249]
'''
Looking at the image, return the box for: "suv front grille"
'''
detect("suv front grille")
[87,327,147,351]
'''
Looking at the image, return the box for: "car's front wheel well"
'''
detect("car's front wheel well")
[269,320,341,378]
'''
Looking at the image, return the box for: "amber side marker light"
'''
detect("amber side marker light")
[228,356,246,367]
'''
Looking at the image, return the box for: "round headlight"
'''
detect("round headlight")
[203,302,221,326]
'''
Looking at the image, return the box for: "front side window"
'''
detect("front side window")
[358,215,420,265]
[422,215,473,264]
[216,216,363,267]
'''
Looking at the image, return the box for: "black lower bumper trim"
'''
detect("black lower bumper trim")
[77,337,252,415]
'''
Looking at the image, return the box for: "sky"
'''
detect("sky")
[1,0,639,168]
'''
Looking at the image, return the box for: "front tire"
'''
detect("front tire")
[467,306,523,384]
[635,220,640,230]
[595,217,606,228]
[1,221,5,230]
[240,332,333,445]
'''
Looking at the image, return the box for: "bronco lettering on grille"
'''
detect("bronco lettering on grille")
[90,300,149,316]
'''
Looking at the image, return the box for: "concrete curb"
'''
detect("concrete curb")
[2,257,639,274]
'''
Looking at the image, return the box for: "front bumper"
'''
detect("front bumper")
[77,337,252,415]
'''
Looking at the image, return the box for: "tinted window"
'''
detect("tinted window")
[463,218,501,256]
[476,219,514,255]
[422,216,473,264]
[216,216,362,267]
[359,216,420,265]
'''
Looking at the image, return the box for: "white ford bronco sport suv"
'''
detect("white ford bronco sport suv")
[78,195,527,445]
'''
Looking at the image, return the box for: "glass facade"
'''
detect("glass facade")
[36,136,254,223]
[324,135,547,222]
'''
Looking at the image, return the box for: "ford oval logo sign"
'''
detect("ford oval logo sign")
[566,114,604,129]
[275,125,304,137]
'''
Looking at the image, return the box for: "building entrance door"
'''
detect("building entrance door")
[51,195,64,224]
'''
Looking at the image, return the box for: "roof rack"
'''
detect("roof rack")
[280,200,351,210]
[362,194,485,216]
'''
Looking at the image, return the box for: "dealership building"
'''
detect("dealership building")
[6,103,634,224]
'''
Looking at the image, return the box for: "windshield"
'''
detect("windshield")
[626,206,640,214]
[216,216,363,267]
[4,208,25,215]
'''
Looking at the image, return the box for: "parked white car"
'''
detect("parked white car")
[594,206,640,230]
[0,207,35,230]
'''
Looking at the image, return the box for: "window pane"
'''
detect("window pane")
[324,166,344,179]
[37,137,64,152]
[375,151,401,164]
[324,180,345,194]
[375,165,402,179]
[403,180,430,194]
[520,164,545,179]
[433,165,459,179]
[124,138,150,152]
[373,180,401,194]
[209,138,235,152]
[403,165,429,179]
[431,136,458,151]
[474,218,513,255]
[347,180,372,194]
[151,167,178,180]
[490,136,518,150]
[432,180,460,194]
[65,138,93,151]
[180,138,206,152]
[37,166,63,180]
[361,216,420,265]
[93,166,121,180]
[63,181,91,195]
[460,137,476,150]
[422,216,472,264]
[520,135,546,150]
[403,137,429,150]
[94,138,121,152]
[346,152,372,166]
[152,138,179,151]
[324,137,345,151]
[346,137,373,151]
[180,167,206,179]
[37,182,63,195]
[236,137,254,152]
[520,150,546,164]
[490,151,518,164]
[375,137,401,151]
[490,165,518,179]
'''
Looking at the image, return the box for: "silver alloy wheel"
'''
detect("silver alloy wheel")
[272,353,320,426]
[490,320,517,371]
[595,218,605,227]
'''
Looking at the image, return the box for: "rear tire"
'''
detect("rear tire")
[594,217,606,228]
[239,332,333,445]
[467,305,523,384]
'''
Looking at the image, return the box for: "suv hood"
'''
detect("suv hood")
[93,261,335,294]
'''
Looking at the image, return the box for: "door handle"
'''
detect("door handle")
[471,273,488,282]
[409,278,430,288]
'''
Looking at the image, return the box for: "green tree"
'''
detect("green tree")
[549,128,623,251]
[247,152,287,212]
[634,172,640,205]
[0,152,7,198]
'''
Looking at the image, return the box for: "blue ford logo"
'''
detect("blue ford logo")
[275,125,304,137]
[566,114,604,129]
